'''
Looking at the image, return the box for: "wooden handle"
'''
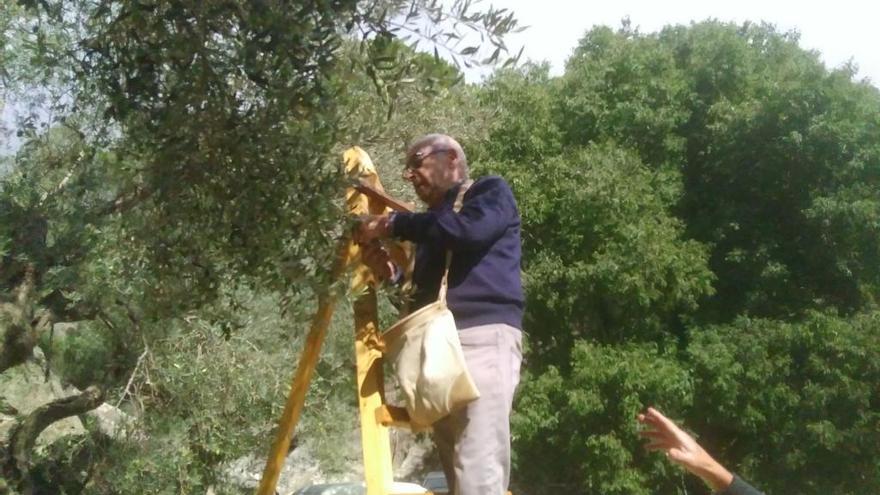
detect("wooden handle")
[354,181,415,213]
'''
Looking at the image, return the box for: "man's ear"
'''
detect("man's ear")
[446,149,460,171]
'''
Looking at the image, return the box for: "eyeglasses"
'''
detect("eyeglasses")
[401,148,452,179]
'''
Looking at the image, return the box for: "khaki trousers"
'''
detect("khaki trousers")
[432,324,523,495]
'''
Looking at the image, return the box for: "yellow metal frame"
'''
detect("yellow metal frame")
[257,147,419,495]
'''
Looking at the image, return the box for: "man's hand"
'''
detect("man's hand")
[358,241,396,281]
[355,214,393,244]
[637,407,734,491]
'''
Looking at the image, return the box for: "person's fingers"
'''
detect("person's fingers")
[641,408,666,427]
[666,448,693,466]
[643,440,673,451]
[363,254,383,270]
[354,216,379,241]
[362,254,377,267]
[363,245,389,262]
[646,408,692,444]
[638,430,669,441]
[644,408,669,426]
[638,412,658,425]
[358,242,392,279]
[646,408,677,430]
[640,417,665,434]
[638,428,668,437]
[361,243,377,255]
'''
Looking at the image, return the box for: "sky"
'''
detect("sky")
[474,0,879,87]
[3,1,878,155]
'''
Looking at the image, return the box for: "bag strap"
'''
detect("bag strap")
[438,179,474,304]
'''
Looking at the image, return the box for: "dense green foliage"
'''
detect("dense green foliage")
[1,0,519,493]
[513,342,693,494]
[688,312,880,494]
[472,21,880,495]
[2,3,879,494]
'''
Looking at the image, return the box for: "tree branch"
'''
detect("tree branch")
[6,386,105,493]
[0,266,37,375]
[115,345,149,409]
[99,186,154,216]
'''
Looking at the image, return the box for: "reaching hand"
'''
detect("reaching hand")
[358,241,395,281]
[354,214,392,244]
[637,407,733,491]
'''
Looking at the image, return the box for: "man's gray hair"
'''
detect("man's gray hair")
[408,133,469,178]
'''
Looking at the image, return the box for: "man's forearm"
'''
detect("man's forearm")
[694,459,734,492]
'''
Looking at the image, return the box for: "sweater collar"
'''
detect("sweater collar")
[429,180,467,211]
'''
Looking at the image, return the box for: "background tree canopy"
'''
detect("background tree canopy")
[1,2,879,494]
[472,20,880,495]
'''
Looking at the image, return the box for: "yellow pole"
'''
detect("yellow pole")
[353,289,394,495]
[345,146,396,495]
[257,146,406,495]
[256,240,350,495]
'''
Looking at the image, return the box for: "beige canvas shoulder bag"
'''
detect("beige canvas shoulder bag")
[381,180,480,427]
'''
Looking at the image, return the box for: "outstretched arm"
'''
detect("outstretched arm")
[637,407,733,491]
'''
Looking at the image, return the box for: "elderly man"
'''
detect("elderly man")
[357,134,524,495]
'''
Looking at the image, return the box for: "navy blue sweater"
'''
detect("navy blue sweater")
[391,176,524,330]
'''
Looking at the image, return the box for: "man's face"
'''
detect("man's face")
[403,146,455,206]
